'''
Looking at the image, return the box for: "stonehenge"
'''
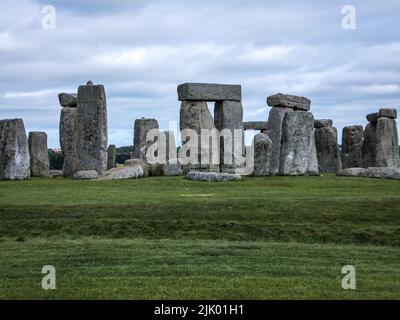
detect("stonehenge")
[342,125,363,169]
[314,120,341,173]
[362,108,398,168]
[0,119,30,180]
[2,79,398,182]
[28,132,50,177]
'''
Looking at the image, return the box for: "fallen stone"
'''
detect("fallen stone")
[267,93,311,111]
[252,133,273,176]
[279,111,319,175]
[337,168,367,177]
[49,170,63,178]
[125,158,145,166]
[132,118,159,161]
[107,144,116,170]
[314,126,341,173]
[314,119,333,129]
[366,167,400,179]
[101,165,144,180]
[243,121,268,131]
[0,119,30,180]
[186,171,241,182]
[342,125,363,169]
[378,108,397,119]
[164,159,183,176]
[214,100,245,173]
[366,112,379,123]
[58,93,77,108]
[266,107,293,174]
[73,170,98,180]
[177,83,241,101]
[28,132,50,177]
[76,82,108,175]
[60,107,77,177]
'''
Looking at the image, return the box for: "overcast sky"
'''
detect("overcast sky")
[1,0,399,147]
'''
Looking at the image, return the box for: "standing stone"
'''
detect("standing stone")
[314,122,341,173]
[163,130,177,162]
[180,100,219,172]
[342,125,363,169]
[60,107,77,177]
[252,133,273,176]
[28,132,50,177]
[0,119,30,180]
[132,118,159,162]
[214,100,245,173]
[362,115,399,168]
[279,111,319,175]
[76,82,108,175]
[266,107,293,174]
[107,144,117,170]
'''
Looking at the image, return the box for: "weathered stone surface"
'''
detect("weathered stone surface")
[60,107,77,177]
[76,82,108,175]
[58,93,77,108]
[314,119,333,129]
[314,126,341,173]
[267,93,311,111]
[337,168,367,177]
[279,111,319,175]
[252,133,273,176]
[379,108,397,119]
[266,107,293,174]
[342,125,363,169]
[366,112,379,123]
[132,118,159,162]
[177,83,241,101]
[366,167,400,179]
[164,159,183,176]
[73,170,98,180]
[186,171,241,182]
[362,117,399,168]
[49,170,63,178]
[243,121,268,131]
[28,132,50,177]
[337,167,400,179]
[214,100,245,173]
[125,158,144,166]
[0,119,30,180]
[107,144,116,170]
[180,100,219,172]
[101,165,144,180]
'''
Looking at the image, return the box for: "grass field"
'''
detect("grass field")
[0,175,399,299]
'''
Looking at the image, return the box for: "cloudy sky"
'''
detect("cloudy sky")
[1,0,399,147]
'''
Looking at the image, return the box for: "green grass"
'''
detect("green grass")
[0,175,399,299]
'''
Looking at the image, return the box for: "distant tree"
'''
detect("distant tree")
[48,149,64,170]
[116,146,133,164]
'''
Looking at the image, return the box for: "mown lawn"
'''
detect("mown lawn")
[0,175,399,299]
